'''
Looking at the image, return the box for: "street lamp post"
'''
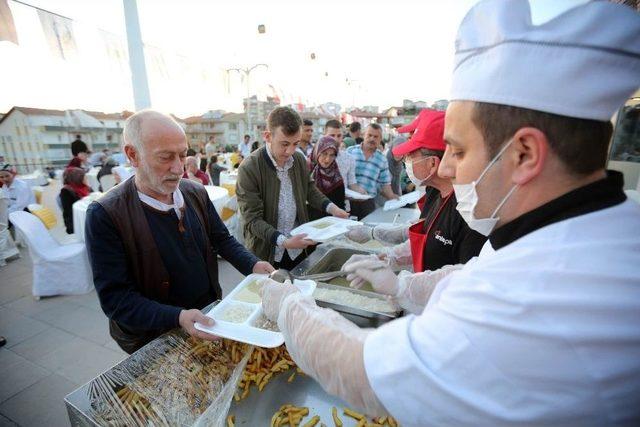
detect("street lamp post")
[226,64,268,139]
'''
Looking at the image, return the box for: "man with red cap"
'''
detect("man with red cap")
[346,110,486,282]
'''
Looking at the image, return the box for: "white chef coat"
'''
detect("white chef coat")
[364,199,640,426]
[6,178,35,214]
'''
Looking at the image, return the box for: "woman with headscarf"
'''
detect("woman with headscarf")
[309,136,345,220]
[60,167,91,234]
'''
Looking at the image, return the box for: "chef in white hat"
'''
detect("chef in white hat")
[259,1,640,425]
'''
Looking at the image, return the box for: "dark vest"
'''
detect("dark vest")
[96,177,221,352]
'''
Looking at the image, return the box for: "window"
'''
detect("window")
[229,123,237,130]
[107,135,113,142]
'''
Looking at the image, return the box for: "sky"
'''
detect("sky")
[0,0,587,117]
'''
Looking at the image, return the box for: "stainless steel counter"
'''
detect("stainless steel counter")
[229,368,367,426]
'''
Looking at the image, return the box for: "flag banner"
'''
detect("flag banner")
[99,30,128,73]
[0,0,18,44]
[145,45,169,79]
[38,9,77,60]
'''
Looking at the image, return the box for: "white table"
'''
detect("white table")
[85,167,101,191]
[17,170,48,187]
[361,207,420,226]
[205,185,230,215]
[219,171,238,187]
[113,166,135,182]
[72,195,100,242]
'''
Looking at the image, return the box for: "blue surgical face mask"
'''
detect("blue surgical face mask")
[452,139,518,236]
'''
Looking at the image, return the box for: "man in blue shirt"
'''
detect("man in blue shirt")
[347,123,399,219]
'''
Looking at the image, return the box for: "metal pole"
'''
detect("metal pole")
[123,0,151,110]
[246,70,251,138]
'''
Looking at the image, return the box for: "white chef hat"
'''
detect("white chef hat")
[450,0,640,121]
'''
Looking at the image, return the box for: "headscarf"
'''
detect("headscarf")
[0,163,15,174]
[311,136,343,194]
[63,167,91,198]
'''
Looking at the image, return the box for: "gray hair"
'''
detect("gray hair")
[185,156,198,167]
[122,109,184,152]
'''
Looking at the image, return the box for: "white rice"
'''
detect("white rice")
[313,287,396,313]
[218,304,254,323]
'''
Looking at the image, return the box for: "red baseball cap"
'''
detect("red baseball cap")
[397,108,438,134]
[393,110,445,156]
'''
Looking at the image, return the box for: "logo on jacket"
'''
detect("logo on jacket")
[434,230,452,246]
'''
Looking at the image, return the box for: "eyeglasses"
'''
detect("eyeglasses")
[403,155,435,166]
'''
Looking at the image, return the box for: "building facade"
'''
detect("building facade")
[0,107,127,173]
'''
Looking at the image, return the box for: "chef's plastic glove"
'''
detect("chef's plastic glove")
[259,278,299,321]
[343,257,400,296]
[342,254,383,288]
[379,240,413,269]
[343,253,380,268]
[394,264,465,314]
[346,225,374,243]
[278,292,388,417]
[371,225,408,245]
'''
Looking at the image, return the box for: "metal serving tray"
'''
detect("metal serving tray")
[229,366,352,426]
[291,245,404,327]
[291,246,370,279]
[314,282,400,328]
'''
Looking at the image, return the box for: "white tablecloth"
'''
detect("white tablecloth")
[113,166,135,182]
[17,171,48,187]
[85,167,101,191]
[219,171,237,187]
[72,197,96,242]
[205,185,230,214]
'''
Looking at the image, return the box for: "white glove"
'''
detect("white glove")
[259,278,299,321]
[343,253,380,267]
[371,225,408,245]
[278,293,388,417]
[342,254,385,289]
[380,240,413,269]
[395,264,465,314]
[342,257,400,296]
[346,224,408,245]
[346,225,374,243]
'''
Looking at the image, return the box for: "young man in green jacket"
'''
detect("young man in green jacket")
[237,107,349,269]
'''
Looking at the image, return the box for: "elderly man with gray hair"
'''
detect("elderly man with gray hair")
[183,155,209,185]
[85,110,274,354]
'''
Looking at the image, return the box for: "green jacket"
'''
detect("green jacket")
[236,146,331,263]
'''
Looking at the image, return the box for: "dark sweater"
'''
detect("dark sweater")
[85,193,259,331]
[59,187,80,234]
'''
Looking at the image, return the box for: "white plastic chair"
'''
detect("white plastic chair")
[99,174,117,192]
[8,211,93,298]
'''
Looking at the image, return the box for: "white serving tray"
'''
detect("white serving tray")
[383,189,425,211]
[290,217,363,242]
[194,274,316,348]
[345,188,373,200]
